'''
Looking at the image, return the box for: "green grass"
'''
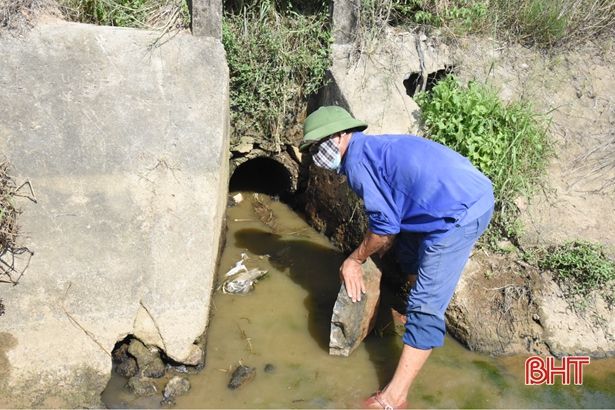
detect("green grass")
[222,1,331,145]
[390,0,487,30]
[532,240,615,308]
[361,0,615,49]
[489,0,615,48]
[491,0,569,47]
[415,75,550,242]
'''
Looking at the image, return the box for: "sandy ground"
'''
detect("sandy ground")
[452,37,615,256]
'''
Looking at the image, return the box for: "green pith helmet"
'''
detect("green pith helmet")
[300,106,367,152]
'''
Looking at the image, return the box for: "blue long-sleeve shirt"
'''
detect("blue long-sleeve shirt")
[339,132,494,238]
[339,132,494,349]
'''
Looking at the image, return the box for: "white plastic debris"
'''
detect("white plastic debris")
[222,268,268,294]
[232,193,244,204]
[225,253,249,277]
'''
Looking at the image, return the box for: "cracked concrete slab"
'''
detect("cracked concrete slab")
[134,303,166,350]
[317,30,451,134]
[0,20,228,407]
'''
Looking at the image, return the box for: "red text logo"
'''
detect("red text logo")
[525,356,590,385]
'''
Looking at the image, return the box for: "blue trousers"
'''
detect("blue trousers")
[394,208,494,349]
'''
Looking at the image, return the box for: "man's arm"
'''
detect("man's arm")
[340,230,395,302]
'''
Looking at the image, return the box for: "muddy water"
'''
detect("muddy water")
[103,193,615,409]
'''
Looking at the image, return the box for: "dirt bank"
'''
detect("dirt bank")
[453,36,615,255]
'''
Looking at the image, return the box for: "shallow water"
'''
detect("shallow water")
[103,193,615,409]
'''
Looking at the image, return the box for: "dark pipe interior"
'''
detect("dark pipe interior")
[229,157,292,197]
[404,65,454,97]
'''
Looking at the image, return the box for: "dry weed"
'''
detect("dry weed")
[0,0,58,34]
[0,161,34,285]
[57,0,189,30]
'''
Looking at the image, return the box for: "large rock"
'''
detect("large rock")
[446,254,615,357]
[0,20,229,407]
[329,257,382,356]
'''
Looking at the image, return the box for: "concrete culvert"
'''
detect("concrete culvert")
[229,157,293,197]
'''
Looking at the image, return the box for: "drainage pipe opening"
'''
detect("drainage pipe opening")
[229,157,293,198]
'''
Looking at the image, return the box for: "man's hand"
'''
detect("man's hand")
[339,257,366,303]
[340,230,395,303]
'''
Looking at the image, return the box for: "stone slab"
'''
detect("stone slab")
[318,31,451,135]
[0,20,229,407]
[192,0,222,39]
[329,257,382,356]
[331,0,360,44]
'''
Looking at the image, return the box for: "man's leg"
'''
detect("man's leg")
[366,209,493,408]
[368,233,428,407]
[378,344,431,406]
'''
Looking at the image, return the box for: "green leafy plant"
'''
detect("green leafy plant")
[392,0,487,30]
[415,75,550,242]
[534,241,615,308]
[222,1,331,145]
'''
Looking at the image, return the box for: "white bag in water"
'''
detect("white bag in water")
[225,253,249,277]
[222,268,268,294]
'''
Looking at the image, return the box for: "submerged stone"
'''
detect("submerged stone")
[227,364,256,390]
[113,342,138,377]
[116,356,138,378]
[329,257,382,357]
[142,357,166,378]
[163,376,191,399]
[127,376,157,397]
[264,363,275,374]
[112,343,131,363]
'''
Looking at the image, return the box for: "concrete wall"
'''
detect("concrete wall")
[0,20,229,407]
[192,0,223,38]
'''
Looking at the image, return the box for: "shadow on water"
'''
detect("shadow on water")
[234,228,343,352]
[234,227,404,389]
[102,193,615,409]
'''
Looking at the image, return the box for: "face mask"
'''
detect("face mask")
[312,139,341,171]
